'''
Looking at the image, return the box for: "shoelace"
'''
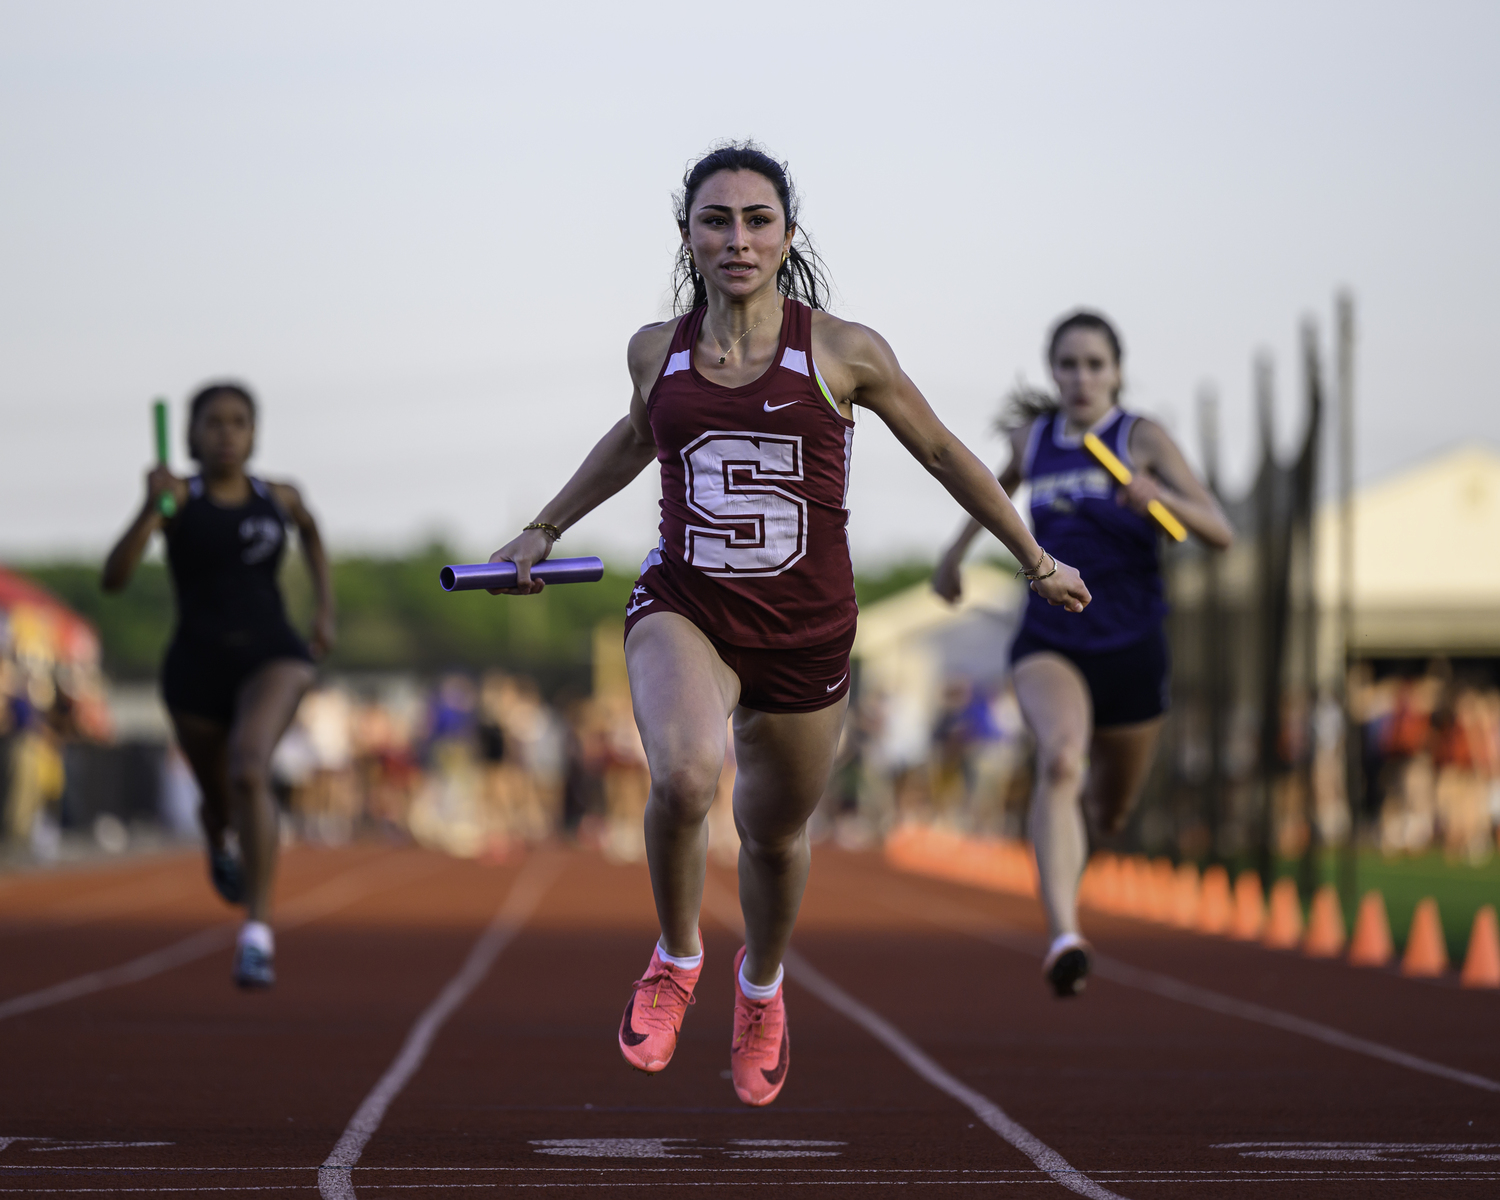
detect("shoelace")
[630,969,696,1029]
[733,995,776,1051]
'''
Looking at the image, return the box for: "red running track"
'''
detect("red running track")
[0,841,1497,1197]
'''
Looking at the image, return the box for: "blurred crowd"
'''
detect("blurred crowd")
[815,678,1032,846]
[1355,662,1500,862]
[6,615,1498,873]
[1,572,112,860]
[825,660,1500,867]
[257,671,742,867]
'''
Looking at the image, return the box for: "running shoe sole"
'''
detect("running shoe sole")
[1046,946,1091,997]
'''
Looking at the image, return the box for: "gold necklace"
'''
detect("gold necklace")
[710,313,768,365]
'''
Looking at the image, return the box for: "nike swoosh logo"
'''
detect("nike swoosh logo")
[763,400,798,412]
[826,673,849,692]
[760,1028,789,1085]
[619,993,648,1046]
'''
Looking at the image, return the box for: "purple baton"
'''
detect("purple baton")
[439,556,605,592]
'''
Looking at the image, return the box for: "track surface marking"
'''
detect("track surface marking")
[0,850,436,1022]
[701,882,1125,1199]
[2,844,1497,1197]
[865,873,1500,1093]
[318,853,562,1199]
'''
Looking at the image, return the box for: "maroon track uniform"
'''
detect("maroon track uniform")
[624,297,857,712]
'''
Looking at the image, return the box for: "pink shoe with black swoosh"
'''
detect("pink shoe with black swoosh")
[730,946,789,1106]
[618,938,701,1073]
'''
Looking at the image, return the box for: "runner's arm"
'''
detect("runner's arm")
[933,425,1030,604]
[274,482,336,658]
[1125,419,1234,549]
[486,326,668,594]
[102,466,187,592]
[829,322,1088,613]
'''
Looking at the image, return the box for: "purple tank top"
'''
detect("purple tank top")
[1018,407,1166,652]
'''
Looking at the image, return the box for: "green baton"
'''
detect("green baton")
[153,398,177,518]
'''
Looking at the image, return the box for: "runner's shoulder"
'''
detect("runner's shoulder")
[809,311,899,381]
[627,316,685,381]
[1125,413,1176,467]
[262,479,307,519]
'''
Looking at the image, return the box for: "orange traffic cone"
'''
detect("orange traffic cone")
[1262,877,1303,949]
[1148,858,1176,922]
[1077,856,1099,907]
[1347,891,1394,967]
[1302,884,1346,957]
[1171,862,1200,928]
[1122,858,1140,912]
[1088,853,1119,912]
[1230,871,1266,940]
[1460,905,1500,989]
[1197,865,1232,935]
[1401,897,1449,978]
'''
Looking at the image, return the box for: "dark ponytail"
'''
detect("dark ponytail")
[671,141,832,314]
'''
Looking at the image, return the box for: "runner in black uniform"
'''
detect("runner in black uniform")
[104,382,333,989]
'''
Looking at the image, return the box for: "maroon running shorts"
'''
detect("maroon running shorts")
[623,577,853,714]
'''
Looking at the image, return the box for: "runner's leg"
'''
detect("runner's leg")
[170,711,231,851]
[626,613,740,958]
[1085,718,1166,834]
[229,659,316,924]
[731,698,849,986]
[1013,653,1092,940]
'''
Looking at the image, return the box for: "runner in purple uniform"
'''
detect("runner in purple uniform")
[934,312,1233,996]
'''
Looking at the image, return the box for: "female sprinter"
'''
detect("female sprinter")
[933,312,1233,998]
[104,382,333,989]
[486,144,1091,1107]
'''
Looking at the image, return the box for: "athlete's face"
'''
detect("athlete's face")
[681,170,794,302]
[190,395,255,473]
[1050,329,1120,427]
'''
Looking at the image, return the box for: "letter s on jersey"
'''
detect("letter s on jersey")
[680,432,808,576]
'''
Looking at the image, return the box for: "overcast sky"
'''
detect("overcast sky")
[2,1,1496,568]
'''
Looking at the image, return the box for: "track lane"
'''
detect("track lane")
[794,848,1500,1198]
[3,843,1497,1198]
[346,852,1119,1198]
[0,848,531,1178]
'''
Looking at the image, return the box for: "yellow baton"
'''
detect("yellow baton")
[1082,432,1187,542]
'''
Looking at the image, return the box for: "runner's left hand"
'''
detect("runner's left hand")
[1031,559,1091,613]
[309,609,336,660]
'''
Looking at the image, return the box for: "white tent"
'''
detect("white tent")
[1314,443,1500,656]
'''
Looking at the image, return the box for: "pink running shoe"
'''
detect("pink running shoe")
[730,946,789,1107]
[618,938,702,1074]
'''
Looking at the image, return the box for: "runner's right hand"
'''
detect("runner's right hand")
[485,528,554,596]
[931,551,963,605]
[144,465,185,516]
[1031,559,1091,613]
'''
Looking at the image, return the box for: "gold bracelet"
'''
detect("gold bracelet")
[523,522,561,542]
[1016,547,1049,579]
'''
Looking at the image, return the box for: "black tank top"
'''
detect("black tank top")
[165,477,301,654]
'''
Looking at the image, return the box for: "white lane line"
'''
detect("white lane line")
[317,854,562,1200]
[0,852,434,1023]
[700,884,1128,1200]
[872,874,1500,1096]
[1091,953,1500,1095]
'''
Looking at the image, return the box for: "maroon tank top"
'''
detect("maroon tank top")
[638,296,857,648]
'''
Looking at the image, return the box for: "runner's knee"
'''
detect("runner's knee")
[1036,743,1087,795]
[649,759,721,824]
[737,826,805,871]
[226,750,270,799]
